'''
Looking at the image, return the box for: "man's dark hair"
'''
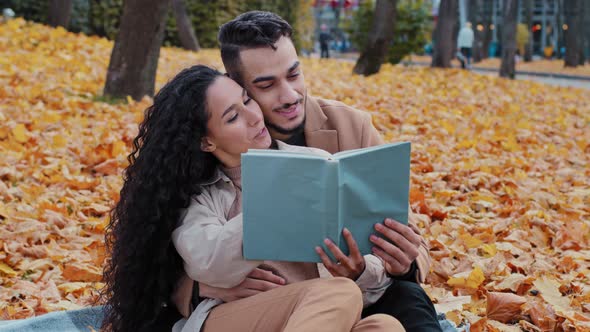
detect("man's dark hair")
[218,11,293,84]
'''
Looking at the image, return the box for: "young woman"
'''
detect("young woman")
[102,65,404,332]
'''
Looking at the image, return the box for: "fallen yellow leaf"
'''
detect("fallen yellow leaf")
[448,266,485,290]
[0,262,17,276]
[12,123,29,143]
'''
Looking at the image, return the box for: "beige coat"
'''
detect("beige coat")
[302,94,431,283]
[171,142,393,332]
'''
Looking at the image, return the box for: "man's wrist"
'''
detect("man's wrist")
[388,260,418,282]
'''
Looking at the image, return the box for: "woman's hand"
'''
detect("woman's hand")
[200,268,285,302]
[315,228,366,280]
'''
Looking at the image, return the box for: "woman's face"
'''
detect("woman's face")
[202,76,271,167]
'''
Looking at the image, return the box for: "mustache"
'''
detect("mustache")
[272,97,304,112]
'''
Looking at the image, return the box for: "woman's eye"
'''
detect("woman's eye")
[289,73,300,78]
[227,113,238,123]
[244,97,252,105]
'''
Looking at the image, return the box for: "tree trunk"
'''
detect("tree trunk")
[556,0,564,58]
[523,0,533,61]
[468,0,484,63]
[585,0,590,64]
[499,0,518,78]
[564,0,581,67]
[353,0,397,76]
[104,0,170,101]
[483,0,495,59]
[47,0,73,28]
[172,0,200,51]
[579,1,587,64]
[431,0,458,68]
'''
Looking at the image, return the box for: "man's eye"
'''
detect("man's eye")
[289,73,300,78]
[258,84,272,90]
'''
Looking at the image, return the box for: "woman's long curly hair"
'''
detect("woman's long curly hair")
[102,65,223,332]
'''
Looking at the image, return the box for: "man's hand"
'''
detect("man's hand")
[370,218,422,277]
[199,268,285,303]
[315,228,366,280]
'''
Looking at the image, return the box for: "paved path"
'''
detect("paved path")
[466,66,590,89]
[325,53,590,89]
[508,73,590,89]
[408,61,590,89]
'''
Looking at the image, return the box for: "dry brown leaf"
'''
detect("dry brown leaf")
[533,277,573,314]
[486,320,522,332]
[92,158,119,176]
[492,273,527,293]
[434,294,472,314]
[470,317,488,332]
[486,292,526,323]
[525,299,558,332]
[519,320,542,332]
[62,263,102,282]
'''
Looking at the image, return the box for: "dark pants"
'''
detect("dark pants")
[460,47,472,68]
[362,280,442,332]
[320,43,330,58]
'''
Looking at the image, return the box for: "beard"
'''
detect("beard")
[265,114,305,136]
[266,97,306,136]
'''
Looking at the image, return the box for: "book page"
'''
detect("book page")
[337,142,411,256]
[242,153,338,263]
[245,149,329,160]
[332,142,407,159]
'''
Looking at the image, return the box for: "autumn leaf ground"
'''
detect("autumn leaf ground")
[408,55,590,77]
[1,19,589,330]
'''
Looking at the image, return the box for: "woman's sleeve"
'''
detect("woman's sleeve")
[172,192,261,288]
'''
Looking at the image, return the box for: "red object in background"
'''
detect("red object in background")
[313,0,354,9]
[312,0,325,7]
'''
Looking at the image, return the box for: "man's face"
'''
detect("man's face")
[237,36,306,140]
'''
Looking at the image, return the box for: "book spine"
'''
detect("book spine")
[324,159,340,255]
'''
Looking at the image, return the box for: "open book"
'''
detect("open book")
[242,142,411,263]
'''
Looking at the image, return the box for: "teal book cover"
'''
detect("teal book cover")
[241,142,411,263]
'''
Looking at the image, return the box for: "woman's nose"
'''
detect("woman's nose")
[245,106,263,126]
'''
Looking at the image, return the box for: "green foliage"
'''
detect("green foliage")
[240,0,302,51]
[389,0,430,63]
[348,0,430,64]
[163,0,242,48]
[87,0,123,40]
[1,0,47,23]
[3,0,308,50]
[348,0,374,52]
[70,0,90,34]
[1,0,91,34]
[295,0,315,51]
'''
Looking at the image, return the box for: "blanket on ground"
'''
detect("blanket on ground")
[0,307,465,332]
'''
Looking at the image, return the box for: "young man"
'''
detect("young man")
[215,11,440,332]
[171,11,442,332]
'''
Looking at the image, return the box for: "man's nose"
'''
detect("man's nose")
[278,81,299,106]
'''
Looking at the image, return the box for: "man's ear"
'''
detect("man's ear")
[200,137,216,152]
